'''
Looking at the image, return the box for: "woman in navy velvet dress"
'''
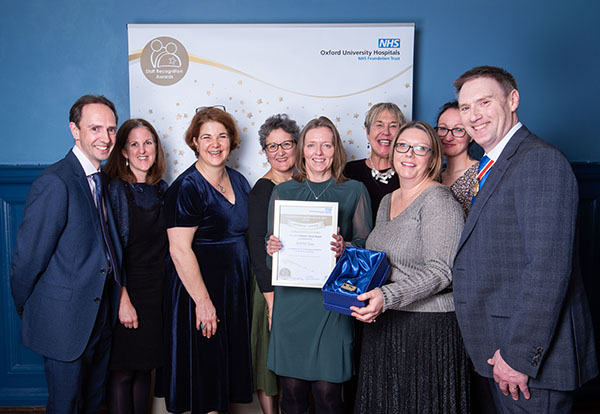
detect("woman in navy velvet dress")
[158,107,253,413]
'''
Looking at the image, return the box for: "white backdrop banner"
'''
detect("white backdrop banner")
[127,23,414,184]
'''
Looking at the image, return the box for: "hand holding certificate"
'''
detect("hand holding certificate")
[270,200,339,288]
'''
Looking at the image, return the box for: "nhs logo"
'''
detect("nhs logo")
[378,38,401,48]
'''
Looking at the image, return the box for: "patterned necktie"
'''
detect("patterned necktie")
[471,155,494,206]
[91,173,121,285]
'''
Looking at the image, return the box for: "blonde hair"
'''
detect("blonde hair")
[293,116,348,183]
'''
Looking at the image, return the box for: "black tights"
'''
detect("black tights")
[107,369,151,414]
[280,376,343,414]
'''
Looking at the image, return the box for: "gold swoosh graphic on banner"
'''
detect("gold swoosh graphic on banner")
[129,52,411,98]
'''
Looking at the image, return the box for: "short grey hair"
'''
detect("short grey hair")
[364,102,406,134]
[258,114,300,149]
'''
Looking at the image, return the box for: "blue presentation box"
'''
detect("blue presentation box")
[322,246,390,316]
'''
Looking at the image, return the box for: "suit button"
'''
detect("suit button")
[100,268,107,274]
[93,297,101,303]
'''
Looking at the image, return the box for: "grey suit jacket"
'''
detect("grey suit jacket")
[453,125,598,390]
[10,150,122,362]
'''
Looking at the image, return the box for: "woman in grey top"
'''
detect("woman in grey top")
[351,121,469,413]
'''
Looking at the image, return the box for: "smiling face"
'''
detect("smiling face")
[438,108,471,159]
[70,103,117,169]
[264,128,296,174]
[367,109,399,160]
[122,127,156,183]
[458,77,519,153]
[303,126,335,181]
[393,127,433,184]
[193,121,231,168]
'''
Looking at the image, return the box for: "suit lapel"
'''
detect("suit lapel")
[65,151,102,232]
[456,126,531,252]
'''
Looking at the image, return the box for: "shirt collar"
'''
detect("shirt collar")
[486,122,523,162]
[72,145,101,176]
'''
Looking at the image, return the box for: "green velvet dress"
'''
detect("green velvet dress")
[266,178,372,382]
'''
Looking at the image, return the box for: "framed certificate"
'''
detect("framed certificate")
[272,200,339,288]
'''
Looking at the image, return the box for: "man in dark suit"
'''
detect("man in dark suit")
[10,95,122,413]
[452,66,598,413]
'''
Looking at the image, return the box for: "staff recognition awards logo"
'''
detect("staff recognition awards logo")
[140,37,189,86]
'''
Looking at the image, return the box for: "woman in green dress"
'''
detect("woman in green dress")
[266,116,372,414]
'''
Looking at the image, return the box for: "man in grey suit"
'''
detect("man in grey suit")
[11,95,122,413]
[452,66,598,413]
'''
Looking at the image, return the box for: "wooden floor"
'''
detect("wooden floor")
[1,404,600,413]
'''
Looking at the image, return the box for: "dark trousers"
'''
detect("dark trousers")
[44,289,113,414]
[488,378,573,414]
[471,372,497,414]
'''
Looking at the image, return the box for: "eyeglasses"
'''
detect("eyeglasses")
[195,105,226,113]
[435,126,467,138]
[264,140,295,153]
[394,142,432,156]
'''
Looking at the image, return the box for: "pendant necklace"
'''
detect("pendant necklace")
[199,166,227,193]
[305,179,333,200]
[368,157,395,184]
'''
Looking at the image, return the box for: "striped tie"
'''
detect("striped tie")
[471,155,494,206]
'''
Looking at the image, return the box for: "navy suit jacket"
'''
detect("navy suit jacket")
[453,125,598,391]
[10,150,122,362]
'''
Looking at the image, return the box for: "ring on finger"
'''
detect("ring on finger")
[200,323,206,330]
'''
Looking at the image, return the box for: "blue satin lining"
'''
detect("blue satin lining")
[324,247,386,296]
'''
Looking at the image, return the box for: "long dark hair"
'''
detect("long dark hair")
[104,118,166,185]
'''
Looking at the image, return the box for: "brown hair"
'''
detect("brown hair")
[453,65,518,97]
[435,101,459,126]
[389,121,443,181]
[104,118,166,186]
[184,107,240,156]
[69,95,118,127]
[294,116,348,183]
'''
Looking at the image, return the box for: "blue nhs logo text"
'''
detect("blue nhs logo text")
[378,38,401,48]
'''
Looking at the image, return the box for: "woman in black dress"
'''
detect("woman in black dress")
[343,102,406,214]
[104,118,168,414]
[248,114,299,414]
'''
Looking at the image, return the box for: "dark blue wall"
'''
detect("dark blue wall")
[1,0,599,164]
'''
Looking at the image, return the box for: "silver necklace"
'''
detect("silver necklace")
[199,167,227,193]
[305,179,333,200]
[368,157,395,184]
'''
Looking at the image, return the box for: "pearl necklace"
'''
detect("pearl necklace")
[305,179,333,200]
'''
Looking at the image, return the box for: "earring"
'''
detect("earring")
[367,143,371,149]
[125,159,129,166]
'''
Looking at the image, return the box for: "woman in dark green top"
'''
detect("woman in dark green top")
[266,116,372,414]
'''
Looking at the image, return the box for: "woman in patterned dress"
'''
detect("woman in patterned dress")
[435,101,479,214]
